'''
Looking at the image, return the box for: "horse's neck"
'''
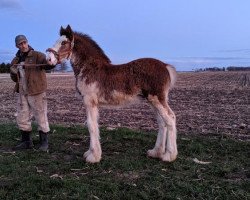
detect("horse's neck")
[71,51,109,76]
[70,54,83,76]
[73,36,110,67]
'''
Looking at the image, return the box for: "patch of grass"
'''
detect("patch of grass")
[0,123,249,199]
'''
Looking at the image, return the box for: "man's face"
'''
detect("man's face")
[16,40,29,53]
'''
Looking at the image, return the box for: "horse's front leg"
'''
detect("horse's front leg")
[83,103,102,163]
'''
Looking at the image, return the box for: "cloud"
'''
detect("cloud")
[168,56,250,63]
[0,0,22,10]
[169,57,218,64]
[0,49,14,55]
[167,56,250,71]
[0,49,15,63]
[217,49,250,53]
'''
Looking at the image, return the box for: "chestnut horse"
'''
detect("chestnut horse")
[47,25,177,163]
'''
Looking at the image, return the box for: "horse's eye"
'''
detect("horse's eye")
[61,41,66,45]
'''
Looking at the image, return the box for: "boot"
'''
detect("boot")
[38,131,49,152]
[13,130,34,150]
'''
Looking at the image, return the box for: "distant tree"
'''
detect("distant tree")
[227,66,250,71]
[204,67,224,71]
[0,63,10,73]
[193,66,250,72]
[194,68,204,72]
[0,62,53,73]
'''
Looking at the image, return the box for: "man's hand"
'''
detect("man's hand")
[10,65,18,75]
[10,68,18,82]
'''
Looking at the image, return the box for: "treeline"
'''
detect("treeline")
[0,63,11,73]
[195,66,250,72]
[0,63,52,73]
[227,66,250,71]
[1,62,250,73]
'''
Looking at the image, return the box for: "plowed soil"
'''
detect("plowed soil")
[0,71,249,140]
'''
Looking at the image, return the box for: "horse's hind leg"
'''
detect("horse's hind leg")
[147,112,167,158]
[161,104,177,162]
[83,104,102,163]
[148,95,177,162]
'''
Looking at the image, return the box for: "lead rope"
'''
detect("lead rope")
[13,68,23,108]
[67,36,75,59]
[13,64,48,67]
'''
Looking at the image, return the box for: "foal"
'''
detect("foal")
[47,25,177,163]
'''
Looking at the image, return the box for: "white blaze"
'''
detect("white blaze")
[46,35,68,65]
[46,51,57,65]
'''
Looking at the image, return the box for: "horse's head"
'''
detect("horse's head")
[46,25,74,65]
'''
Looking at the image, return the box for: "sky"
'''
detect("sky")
[1,0,250,71]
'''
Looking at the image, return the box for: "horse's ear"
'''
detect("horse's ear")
[66,25,72,32]
[60,26,65,36]
[60,25,73,41]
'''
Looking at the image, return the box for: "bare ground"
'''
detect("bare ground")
[0,71,249,140]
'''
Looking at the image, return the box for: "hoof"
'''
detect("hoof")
[83,149,91,158]
[84,149,101,163]
[85,153,101,163]
[147,148,164,159]
[161,151,177,162]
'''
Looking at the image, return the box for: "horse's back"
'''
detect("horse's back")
[115,57,168,69]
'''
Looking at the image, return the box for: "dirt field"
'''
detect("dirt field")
[0,71,249,140]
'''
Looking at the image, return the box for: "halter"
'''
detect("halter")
[46,37,74,64]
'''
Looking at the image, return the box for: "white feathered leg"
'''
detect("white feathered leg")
[84,103,102,163]
[147,112,166,158]
[161,106,177,162]
[148,95,177,162]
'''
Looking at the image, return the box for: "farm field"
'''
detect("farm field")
[0,71,249,140]
[0,71,249,199]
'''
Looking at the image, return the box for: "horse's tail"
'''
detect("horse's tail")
[166,64,177,89]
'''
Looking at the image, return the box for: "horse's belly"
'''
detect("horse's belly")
[99,90,140,107]
[76,78,141,107]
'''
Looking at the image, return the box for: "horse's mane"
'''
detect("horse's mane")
[73,31,111,64]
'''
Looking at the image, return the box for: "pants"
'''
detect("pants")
[16,92,50,133]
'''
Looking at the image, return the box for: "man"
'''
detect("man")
[10,34,55,152]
